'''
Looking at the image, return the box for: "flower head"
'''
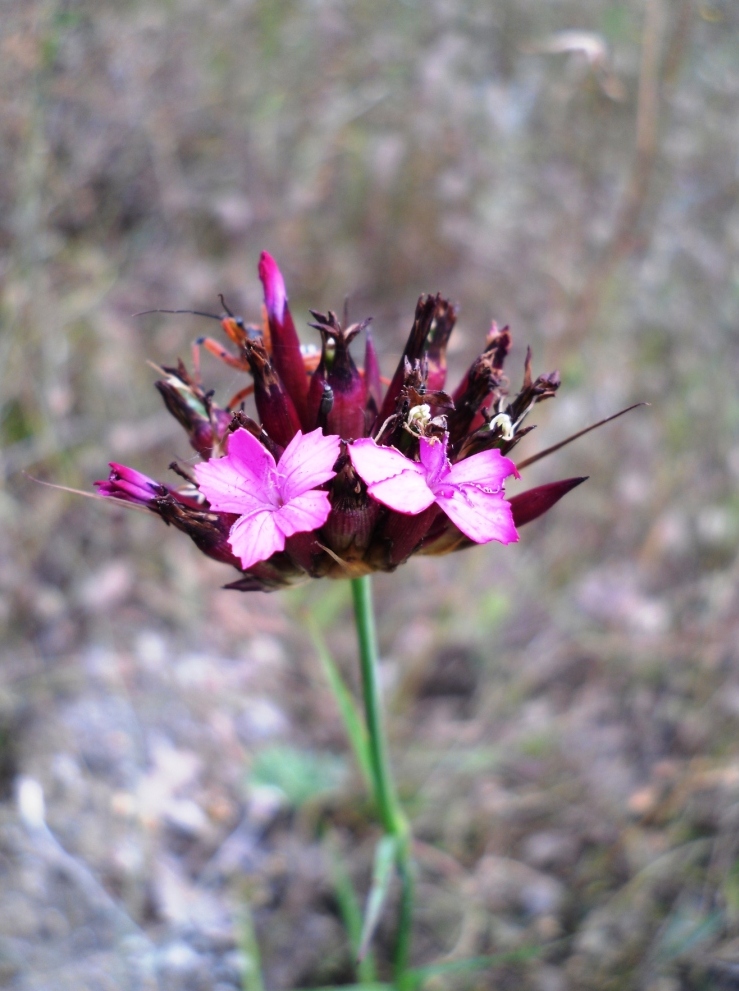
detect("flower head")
[97,254,590,590]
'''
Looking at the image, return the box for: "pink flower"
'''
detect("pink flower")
[193,426,341,569]
[349,434,520,546]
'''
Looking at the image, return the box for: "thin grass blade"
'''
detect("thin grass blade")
[401,943,547,989]
[308,617,373,790]
[325,833,378,984]
[358,836,398,963]
[238,904,265,991]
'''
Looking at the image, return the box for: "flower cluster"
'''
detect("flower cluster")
[97,253,585,591]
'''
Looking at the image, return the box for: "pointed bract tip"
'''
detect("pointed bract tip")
[258,251,287,323]
[509,476,588,528]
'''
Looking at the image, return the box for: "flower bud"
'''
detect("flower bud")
[363,327,382,419]
[448,325,511,448]
[307,312,369,440]
[244,338,302,450]
[95,464,167,505]
[374,504,441,568]
[425,299,457,392]
[154,362,231,459]
[259,252,310,427]
[378,294,448,424]
[322,457,381,557]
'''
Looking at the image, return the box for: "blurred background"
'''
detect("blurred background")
[2,0,739,988]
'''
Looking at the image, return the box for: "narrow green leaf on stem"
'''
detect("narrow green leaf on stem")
[325,833,378,984]
[358,835,398,962]
[307,615,374,790]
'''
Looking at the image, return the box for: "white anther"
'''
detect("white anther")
[407,404,432,428]
[487,413,515,441]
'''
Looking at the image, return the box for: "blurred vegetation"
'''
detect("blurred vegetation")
[2,0,739,988]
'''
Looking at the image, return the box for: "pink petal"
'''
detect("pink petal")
[446,448,520,491]
[350,438,422,485]
[194,429,276,514]
[277,429,341,501]
[274,490,332,537]
[228,510,286,569]
[350,438,436,514]
[194,460,271,515]
[435,484,519,545]
[418,436,450,482]
[228,427,277,482]
[366,473,437,514]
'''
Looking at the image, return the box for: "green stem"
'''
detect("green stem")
[350,576,402,835]
[350,575,414,983]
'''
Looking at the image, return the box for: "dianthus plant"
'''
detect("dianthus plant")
[95,253,629,985]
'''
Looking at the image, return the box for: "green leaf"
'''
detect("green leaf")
[287,581,351,629]
[653,904,723,962]
[325,834,378,984]
[401,944,547,989]
[308,617,374,790]
[723,857,739,921]
[249,744,346,808]
[238,904,265,991]
[358,836,398,962]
